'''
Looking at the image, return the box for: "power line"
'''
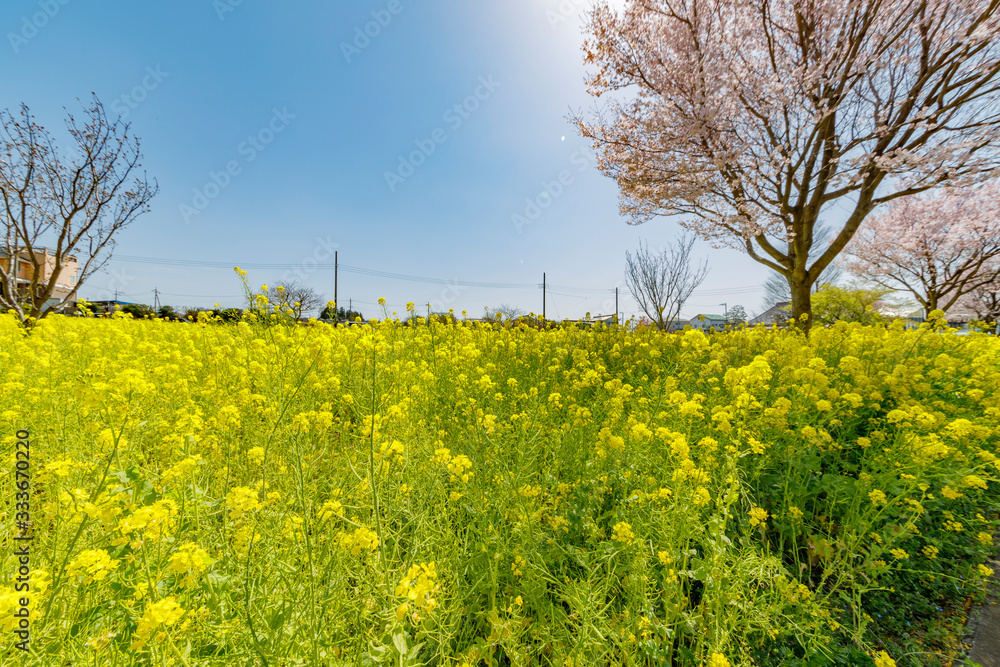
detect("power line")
[113,254,539,290]
[691,286,764,295]
[546,284,615,294]
[158,292,244,298]
[110,253,765,301]
[339,264,537,289]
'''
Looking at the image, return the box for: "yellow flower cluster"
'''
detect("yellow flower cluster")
[225,486,262,521]
[0,588,23,632]
[167,542,213,587]
[707,653,731,667]
[118,499,177,546]
[872,650,897,667]
[338,525,379,556]
[67,549,120,585]
[612,521,635,544]
[748,506,769,528]
[446,454,473,484]
[395,562,438,622]
[131,596,185,650]
[317,497,343,521]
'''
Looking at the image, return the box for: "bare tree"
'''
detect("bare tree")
[484,303,525,324]
[625,233,709,331]
[0,96,157,325]
[726,304,747,326]
[267,280,324,319]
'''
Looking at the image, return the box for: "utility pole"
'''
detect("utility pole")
[154,288,160,311]
[542,273,546,321]
[333,251,338,326]
[615,287,619,325]
[10,247,18,306]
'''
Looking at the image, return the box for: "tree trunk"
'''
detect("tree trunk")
[790,277,813,334]
[925,292,939,314]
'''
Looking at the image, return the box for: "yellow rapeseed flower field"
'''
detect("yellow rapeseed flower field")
[1,310,998,665]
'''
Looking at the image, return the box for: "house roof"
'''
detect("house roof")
[904,309,978,322]
[748,302,790,325]
[694,314,726,320]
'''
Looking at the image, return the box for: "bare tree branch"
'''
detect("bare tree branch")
[625,232,709,330]
[0,95,158,325]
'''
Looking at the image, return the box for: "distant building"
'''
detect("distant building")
[666,319,689,332]
[0,247,79,310]
[902,309,979,330]
[690,313,726,331]
[749,301,791,327]
[573,314,616,327]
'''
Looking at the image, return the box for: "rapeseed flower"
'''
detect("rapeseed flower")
[612,521,635,544]
[707,653,731,667]
[67,549,119,585]
[748,506,769,527]
[131,597,184,650]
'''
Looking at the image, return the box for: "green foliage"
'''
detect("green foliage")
[811,283,901,326]
[182,307,205,321]
[321,305,364,321]
[208,307,242,322]
[121,303,155,319]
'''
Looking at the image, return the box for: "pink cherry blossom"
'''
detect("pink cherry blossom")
[575,0,1000,327]
[845,183,1000,314]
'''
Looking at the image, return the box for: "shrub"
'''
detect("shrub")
[121,303,154,319]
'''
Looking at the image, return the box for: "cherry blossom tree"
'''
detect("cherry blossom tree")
[844,184,1000,314]
[959,275,1000,324]
[761,224,842,311]
[574,0,1000,330]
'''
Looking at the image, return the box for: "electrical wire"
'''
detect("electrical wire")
[113,254,540,290]
[109,254,765,302]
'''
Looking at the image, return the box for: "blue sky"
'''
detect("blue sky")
[2,0,770,319]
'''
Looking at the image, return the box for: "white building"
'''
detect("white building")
[689,313,726,331]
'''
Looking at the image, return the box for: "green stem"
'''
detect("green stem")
[41,414,124,625]
[368,344,389,581]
